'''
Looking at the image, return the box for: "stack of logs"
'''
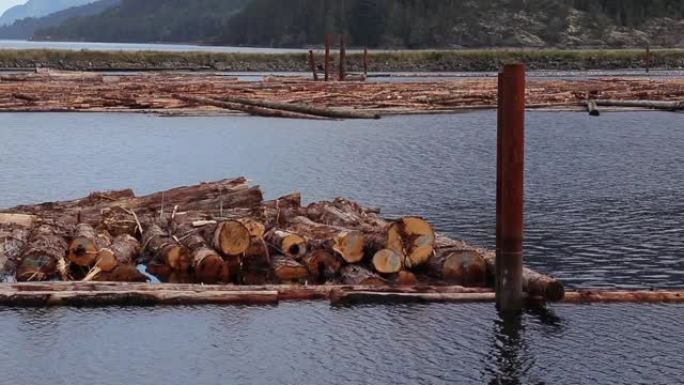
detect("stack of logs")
[0,177,564,301]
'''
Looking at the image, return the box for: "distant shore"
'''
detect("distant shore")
[1,48,683,72]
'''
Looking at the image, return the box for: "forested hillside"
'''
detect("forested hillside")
[0,0,94,26]
[34,0,684,48]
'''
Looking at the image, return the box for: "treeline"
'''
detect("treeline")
[33,0,684,48]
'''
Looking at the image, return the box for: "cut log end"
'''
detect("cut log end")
[166,245,192,272]
[68,237,98,267]
[333,230,365,263]
[214,221,251,256]
[272,255,309,282]
[372,249,403,274]
[388,217,435,268]
[193,248,226,284]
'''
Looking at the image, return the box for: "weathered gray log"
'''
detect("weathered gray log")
[594,99,684,111]
[173,94,327,120]
[0,226,30,277]
[217,95,381,120]
[340,265,386,286]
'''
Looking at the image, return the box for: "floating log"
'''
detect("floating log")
[289,216,365,263]
[308,50,318,81]
[143,225,191,272]
[367,217,435,269]
[217,95,381,120]
[427,249,487,287]
[586,100,600,116]
[372,249,403,274]
[174,94,327,120]
[340,265,386,286]
[594,99,684,111]
[0,290,279,307]
[68,223,99,267]
[331,291,496,305]
[562,290,684,303]
[271,255,309,282]
[265,229,307,260]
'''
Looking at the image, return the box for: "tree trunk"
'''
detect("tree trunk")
[372,249,403,274]
[68,223,99,267]
[271,255,309,283]
[289,216,365,263]
[264,229,307,260]
[143,224,191,272]
[339,265,387,286]
[428,249,487,287]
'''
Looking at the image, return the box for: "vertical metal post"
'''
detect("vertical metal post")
[339,35,346,81]
[496,72,503,299]
[363,48,368,78]
[645,45,651,73]
[496,63,525,313]
[324,34,331,81]
[308,50,319,81]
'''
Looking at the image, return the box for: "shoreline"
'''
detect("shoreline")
[1,48,683,72]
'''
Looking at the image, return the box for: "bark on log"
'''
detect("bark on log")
[17,224,70,281]
[96,234,140,272]
[595,99,684,111]
[435,234,565,301]
[92,265,148,283]
[264,229,307,260]
[271,255,309,283]
[305,198,385,230]
[0,226,30,277]
[182,230,227,284]
[174,94,327,120]
[68,223,99,267]
[372,249,403,274]
[427,249,487,287]
[0,213,36,227]
[340,265,387,286]
[217,95,381,120]
[302,249,342,283]
[289,216,365,263]
[261,192,302,228]
[143,225,191,272]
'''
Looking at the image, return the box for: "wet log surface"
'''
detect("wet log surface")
[0,71,681,116]
[0,178,568,303]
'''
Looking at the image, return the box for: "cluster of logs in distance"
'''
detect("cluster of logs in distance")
[0,178,564,301]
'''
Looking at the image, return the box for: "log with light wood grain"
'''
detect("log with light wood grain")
[68,223,99,267]
[339,265,387,286]
[143,224,191,273]
[264,229,307,260]
[289,216,365,263]
[305,198,385,230]
[366,217,435,269]
[203,220,251,257]
[427,249,487,287]
[87,234,142,282]
[181,229,228,284]
[372,249,403,274]
[271,255,309,283]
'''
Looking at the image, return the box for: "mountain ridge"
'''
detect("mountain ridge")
[0,0,95,26]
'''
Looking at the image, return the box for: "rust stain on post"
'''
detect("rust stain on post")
[339,35,346,81]
[496,63,525,312]
[324,34,331,81]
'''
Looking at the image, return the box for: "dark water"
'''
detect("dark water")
[0,111,683,384]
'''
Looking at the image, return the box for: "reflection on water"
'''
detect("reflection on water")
[1,111,683,384]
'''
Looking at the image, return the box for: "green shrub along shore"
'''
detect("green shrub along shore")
[1,48,683,72]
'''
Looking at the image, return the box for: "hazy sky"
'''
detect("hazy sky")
[0,0,25,14]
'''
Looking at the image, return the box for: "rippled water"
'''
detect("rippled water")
[0,111,683,384]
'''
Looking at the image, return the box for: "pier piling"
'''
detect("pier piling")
[339,35,346,81]
[308,50,318,81]
[324,34,331,81]
[496,64,526,312]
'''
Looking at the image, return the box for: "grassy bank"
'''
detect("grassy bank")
[0,48,683,72]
